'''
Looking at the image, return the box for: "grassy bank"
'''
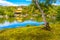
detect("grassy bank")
[0,24,60,40]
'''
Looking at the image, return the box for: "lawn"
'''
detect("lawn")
[0,24,60,40]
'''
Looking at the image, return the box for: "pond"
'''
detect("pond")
[0,17,44,29]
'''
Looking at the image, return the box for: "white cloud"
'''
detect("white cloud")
[0,0,18,6]
[19,4,29,6]
[0,0,3,1]
[0,0,30,6]
[52,3,60,5]
[26,0,32,1]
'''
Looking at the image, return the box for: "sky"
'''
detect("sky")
[0,0,60,6]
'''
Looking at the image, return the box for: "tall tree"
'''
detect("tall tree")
[32,0,56,30]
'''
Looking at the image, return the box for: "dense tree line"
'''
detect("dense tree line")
[0,5,60,22]
[0,6,16,17]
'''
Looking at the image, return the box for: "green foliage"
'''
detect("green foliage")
[56,6,60,21]
[56,13,60,21]
[0,6,16,17]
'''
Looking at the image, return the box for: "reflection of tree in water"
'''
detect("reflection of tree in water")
[6,17,16,23]
[0,17,16,23]
[0,18,6,24]
[15,13,43,22]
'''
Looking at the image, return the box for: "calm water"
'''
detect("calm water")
[0,17,44,29]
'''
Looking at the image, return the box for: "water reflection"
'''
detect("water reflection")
[0,17,15,23]
[0,17,44,29]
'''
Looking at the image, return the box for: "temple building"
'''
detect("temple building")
[14,7,24,22]
[14,7,23,17]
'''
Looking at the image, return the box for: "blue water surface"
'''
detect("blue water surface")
[0,20,44,29]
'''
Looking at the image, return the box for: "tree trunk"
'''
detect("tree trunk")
[35,0,50,30]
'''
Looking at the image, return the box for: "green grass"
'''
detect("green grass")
[0,24,60,40]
